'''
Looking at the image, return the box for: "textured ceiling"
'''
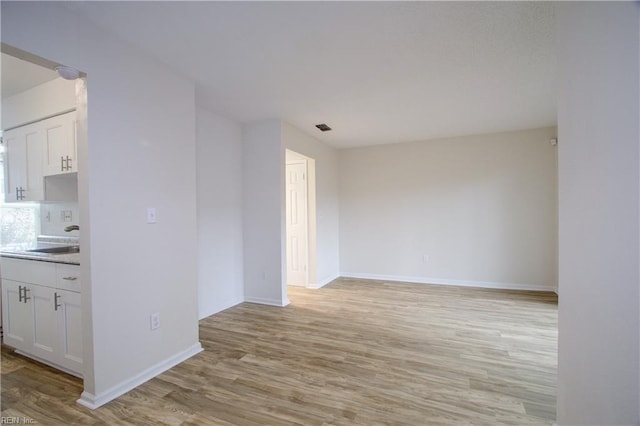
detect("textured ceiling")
[1,52,58,99]
[67,2,556,148]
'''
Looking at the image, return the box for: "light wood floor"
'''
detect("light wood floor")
[2,278,557,425]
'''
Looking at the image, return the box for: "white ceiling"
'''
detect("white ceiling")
[1,53,59,99]
[67,2,556,149]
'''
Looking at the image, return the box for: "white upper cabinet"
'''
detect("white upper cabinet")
[42,111,77,176]
[3,121,44,202]
[3,111,77,202]
[2,76,77,202]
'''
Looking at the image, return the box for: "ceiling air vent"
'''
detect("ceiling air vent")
[315,123,332,132]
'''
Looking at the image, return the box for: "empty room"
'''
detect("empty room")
[1,2,638,425]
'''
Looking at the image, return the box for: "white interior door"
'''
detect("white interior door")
[286,160,308,286]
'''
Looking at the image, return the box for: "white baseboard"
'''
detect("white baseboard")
[340,272,554,292]
[307,273,340,289]
[244,296,290,307]
[198,297,243,320]
[77,342,203,410]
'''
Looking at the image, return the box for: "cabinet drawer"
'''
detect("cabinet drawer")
[55,264,81,292]
[1,257,56,286]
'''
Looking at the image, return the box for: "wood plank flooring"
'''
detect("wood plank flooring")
[1,278,558,425]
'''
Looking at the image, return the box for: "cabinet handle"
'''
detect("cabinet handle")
[61,156,65,171]
[66,156,72,170]
[23,287,31,303]
[18,285,24,303]
[15,187,19,201]
[54,292,61,311]
[62,276,78,281]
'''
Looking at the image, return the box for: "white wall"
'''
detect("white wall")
[556,3,639,424]
[339,127,558,290]
[2,77,76,129]
[242,121,339,300]
[282,122,340,287]
[242,120,287,306]
[2,2,201,407]
[196,107,244,319]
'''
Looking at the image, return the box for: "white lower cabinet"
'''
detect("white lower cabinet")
[30,283,58,362]
[2,280,33,352]
[1,258,82,377]
[56,289,83,373]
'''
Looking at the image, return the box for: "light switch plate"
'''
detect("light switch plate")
[147,207,157,224]
[150,312,160,330]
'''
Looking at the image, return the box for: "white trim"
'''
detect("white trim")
[340,272,554,292]
[244,297,290,307]
[198,298,243,320]
[307,273,340,289]
[76,342,203,410]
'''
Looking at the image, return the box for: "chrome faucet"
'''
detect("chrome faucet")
[64,225,79,232]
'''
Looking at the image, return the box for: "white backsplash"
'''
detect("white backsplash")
[40,202,80,236]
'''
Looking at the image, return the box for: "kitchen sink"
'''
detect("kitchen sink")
[28,246,80,254]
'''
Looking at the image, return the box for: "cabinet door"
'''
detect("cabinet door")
[2,279,33,352]
[42,112,76,176]
[55,289,83,374]
[24,124,45,201]
[29,285,58,361]
[3,123,44,202]
[3,128,24,202]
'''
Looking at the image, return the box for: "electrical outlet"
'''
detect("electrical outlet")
[61,210,73,222]
[150,312,160,330]
[423,254,429,263]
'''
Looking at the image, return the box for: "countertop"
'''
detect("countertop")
[0,236,80,265]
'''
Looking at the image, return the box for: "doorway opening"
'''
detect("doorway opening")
[285,149,317,290]
[1,44,88,391]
